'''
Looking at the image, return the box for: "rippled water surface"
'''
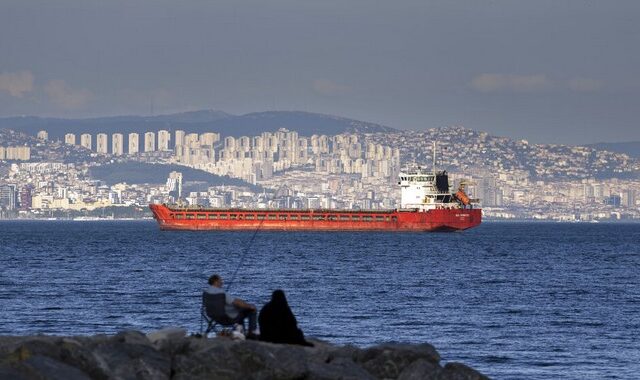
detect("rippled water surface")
[1,221,639,378]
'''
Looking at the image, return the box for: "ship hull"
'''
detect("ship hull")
[149,204,481,232]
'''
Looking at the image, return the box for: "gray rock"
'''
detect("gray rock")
[90,333,171,380]
[17,354,92,380]
[357,343,441,378]
[323,344,360,362]
[56,337,110,379]
[113,330,154,347]
[0,332,488,380]
[307,357,375,380]
[4,337,63,363]
[147,327,187,345]
[173,338,313,380]
[440,362,490,380]
[172,338,247,380]
[0,364,38,380]
[398,358,443,380]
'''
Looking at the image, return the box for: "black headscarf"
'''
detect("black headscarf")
[259,289,312,346]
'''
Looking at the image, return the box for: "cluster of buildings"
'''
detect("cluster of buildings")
[451,169,640,221]
[0,146,31,161]
[56,130,175,155]
[0,126,638,221]
[369,127,639,180]
[0,162,163,217]
[181,172,398,211]
[180,130,401,184]
[47,129,401,185]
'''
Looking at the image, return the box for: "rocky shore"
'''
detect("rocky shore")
[0,328,489,379]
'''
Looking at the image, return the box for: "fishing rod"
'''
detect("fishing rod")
[200,184,285,335]
[225,183,286,292]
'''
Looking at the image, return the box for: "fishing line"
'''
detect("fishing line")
[201,184,283,335]
[225,183,286,292]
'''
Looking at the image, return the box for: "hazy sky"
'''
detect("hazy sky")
[1,0,639,144]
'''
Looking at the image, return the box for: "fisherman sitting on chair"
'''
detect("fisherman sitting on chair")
[204,274,259,339]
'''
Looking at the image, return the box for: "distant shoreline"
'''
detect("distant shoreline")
[0,217,639,224]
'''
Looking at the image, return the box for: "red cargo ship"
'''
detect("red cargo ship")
[150,166,481,232]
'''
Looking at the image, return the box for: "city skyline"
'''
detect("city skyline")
[1,124,637,222]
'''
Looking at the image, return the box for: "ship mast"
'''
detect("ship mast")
[432,141,437,174]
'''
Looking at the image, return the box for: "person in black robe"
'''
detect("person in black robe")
[259,289,313,346]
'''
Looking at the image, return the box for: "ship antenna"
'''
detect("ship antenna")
[432,141,437,173]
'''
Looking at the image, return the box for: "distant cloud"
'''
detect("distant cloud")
[568,78,603,92]
[0,70,35,98]
[471,73,553,93]
[312,79,351,96]
[44,80,92,109]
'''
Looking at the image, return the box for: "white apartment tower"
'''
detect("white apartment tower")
[96,133,108,154]
[112,133,124,156]
[128,133,139,154]
[144,132,156,152]
[166,171,183,199]
[185,133,199,147]
[80,134,92,150]
[200,132,220,146]
[238,136,251,152]
[4,147,30,160]
[224,136,236,151]
[64,133,76,145]
[158,130,171,151]
[37,130,48,140]
[175,130,185,147]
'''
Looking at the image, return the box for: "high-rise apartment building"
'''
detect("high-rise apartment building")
[80,134,92,150]
[64,133,76,145]
[0,184,17,210]
[4,147,30,160]
[622,189,636,208]
[19,186,32,210]
[224,136,236,151]
[185,133,199,147]
[166,171,183,199]
[158,130,171,151]
[144,132,156,152]
[200,132,220,146]
[237,136,251,152]
[37,130,48,140]
[128,133,139,154]
[175,130,185,147]
[112,133,124,156]
[96,133,108,154]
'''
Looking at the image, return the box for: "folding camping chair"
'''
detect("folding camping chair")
[200,291,243,337]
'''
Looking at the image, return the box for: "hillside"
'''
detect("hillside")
[365,127,640,180]
[0,110,396,140]
[588,142,640,159]
[88,162,260,190]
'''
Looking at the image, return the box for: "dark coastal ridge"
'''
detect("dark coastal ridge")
[0,329,488,379]
[0,110,396,139]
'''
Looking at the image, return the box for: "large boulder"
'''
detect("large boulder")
[89,331,171,380]
[355,343,441,379]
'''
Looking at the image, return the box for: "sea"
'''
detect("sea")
[0,220,638,379]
